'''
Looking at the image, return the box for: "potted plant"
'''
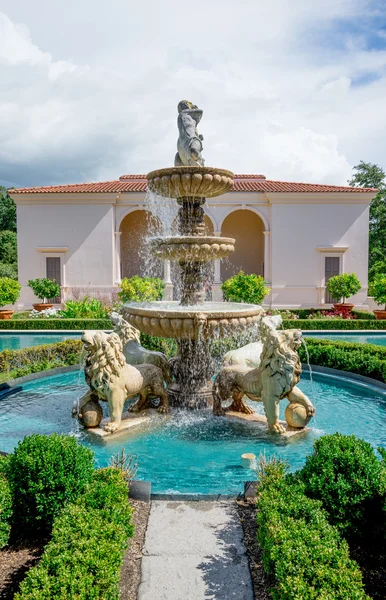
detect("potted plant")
[0,277,21,319]
[221,271,270,304]
[326,272,361,313]
[28,278,61,311]
[369,274,386,319]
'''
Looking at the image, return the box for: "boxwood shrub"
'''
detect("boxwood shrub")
[299,434,385,537]
[0,456,12,548]
[7,433,94,530]
[299,338,386,382]
[0,318,112,330]
[256,465,369,600]
[283,318,386,330]
[0,339,83,378]
[16,468,134,600]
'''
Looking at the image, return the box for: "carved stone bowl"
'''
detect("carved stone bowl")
[150,236,235,262]
[121,302,264,340]
[147,166,234,199]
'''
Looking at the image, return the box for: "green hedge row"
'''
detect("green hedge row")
[0,456,12,548]
[283,318,386,329]
[0,339,82,376]
[299,338,386,382]
[274,309,375,320]
[0,318,112,330]
[256,463,369,599]
[15,468,134,600]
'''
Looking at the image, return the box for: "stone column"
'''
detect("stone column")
[114,232,122,285]
[263,231,271,283]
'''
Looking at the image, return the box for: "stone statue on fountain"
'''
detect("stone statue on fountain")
[175,100,205,167]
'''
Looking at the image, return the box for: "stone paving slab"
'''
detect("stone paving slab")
[138,500,253,600]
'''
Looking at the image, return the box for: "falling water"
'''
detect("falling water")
[302,338,316,407]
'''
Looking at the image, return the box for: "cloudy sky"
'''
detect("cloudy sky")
[0,0,385,188]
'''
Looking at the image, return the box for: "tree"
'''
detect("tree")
[0,230,17,264]
[0,187,16,232]
[348,161,386,282]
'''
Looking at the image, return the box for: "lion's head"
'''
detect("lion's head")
[260,328,303,392]
[82,330,126,396]
[111,312,141,344]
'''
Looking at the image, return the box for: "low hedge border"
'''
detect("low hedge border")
[299,338,386,383]
[0,456,12,548]
[0,318,113,330]
[256,466,369,599]
[283,318,386,330]
[15,467,134,599]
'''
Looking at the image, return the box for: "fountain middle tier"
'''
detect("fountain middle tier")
[150,236,235,262]
[121,302,264,340]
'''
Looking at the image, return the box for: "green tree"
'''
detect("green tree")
[0,230,17,264]
[348,161,386,282]
[0,187,16,232]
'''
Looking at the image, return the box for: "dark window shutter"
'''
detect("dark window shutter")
[46,257,61,302]
[325,256,340,303]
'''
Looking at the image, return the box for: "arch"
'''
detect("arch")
[220,209,265,281]
[218,205,269,233]
[119,210,162,279]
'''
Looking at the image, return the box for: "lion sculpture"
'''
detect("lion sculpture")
[213,328,315,434]
[111,312,171,383]
[77,330,169,432]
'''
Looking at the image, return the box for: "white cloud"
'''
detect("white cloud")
[0,1,385,188]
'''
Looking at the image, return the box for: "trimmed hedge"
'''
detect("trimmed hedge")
[283,318,386,329]
[0,456,12,548]
[299,338,386,382]
[0,318,112,330]
[256,466,369,600]
[16,468,134,600]
[0,339,83,376]
[300,434,385,537]
[7,433,94,530]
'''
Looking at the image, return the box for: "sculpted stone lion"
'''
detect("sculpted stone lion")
[78,330,169,432]
[111,312,171,383]
[213,329,315,434]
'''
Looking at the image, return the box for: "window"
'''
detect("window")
[46,257,61,302]
[325,256,340,303]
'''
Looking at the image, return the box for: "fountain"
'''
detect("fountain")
[75,99,314,435]
[121,100,263,409]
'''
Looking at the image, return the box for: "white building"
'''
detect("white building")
[10,173,376,309]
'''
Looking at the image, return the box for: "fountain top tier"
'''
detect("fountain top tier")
[147,166,234,199]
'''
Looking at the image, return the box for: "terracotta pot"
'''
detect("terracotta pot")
[374,310,386,320]
[333,303,354,313]
[0,309,13,320]
[33,303,54,312]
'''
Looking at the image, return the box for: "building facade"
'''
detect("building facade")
[10,174,376,309]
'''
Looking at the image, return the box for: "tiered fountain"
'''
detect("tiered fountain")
[121,100,263,408]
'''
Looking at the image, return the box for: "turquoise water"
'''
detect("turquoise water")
[0,370,385,495]
[0,332,80,351]
[303,332,386,346]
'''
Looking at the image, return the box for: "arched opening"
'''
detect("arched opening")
[120,210,162,279]
[220,210,265,281]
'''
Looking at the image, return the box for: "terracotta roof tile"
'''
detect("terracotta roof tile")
[9,174,377,194]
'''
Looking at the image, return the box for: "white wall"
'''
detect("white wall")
[270,202,369,307]
[17,202,114,307]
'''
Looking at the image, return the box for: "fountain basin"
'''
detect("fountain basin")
[150,236,235,262]
[121,301,264,339]
[147,166,234,199]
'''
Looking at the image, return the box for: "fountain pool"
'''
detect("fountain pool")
[1,369,385,495]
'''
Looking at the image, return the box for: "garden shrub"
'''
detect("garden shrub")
[118,275,165,302]
[0,276,21,307]
[27,278,60,302]
[221,271,269,304]
[0,339,83,377]
[283,318,386,329]
[300,434,384,537]
[0,456,12,548]
[7,433,94,530]
[369,273,386,309]
[140,332,177,357]
[60,297,109,319]
[326,272,361,303]
[16,468,134,600]
[0,262,17,280]
[256,464,369,599]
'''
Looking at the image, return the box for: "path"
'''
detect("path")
[138,500,254,600]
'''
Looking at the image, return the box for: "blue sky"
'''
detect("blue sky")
[0,0,385,188]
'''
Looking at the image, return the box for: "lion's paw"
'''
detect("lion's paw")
[214,408,226,417]
[104,422,119,433]
[129,404,140,413]
[158,405,169,414]
[241,404,255,415]
[269,422,286,434]
[306,405,315,417]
